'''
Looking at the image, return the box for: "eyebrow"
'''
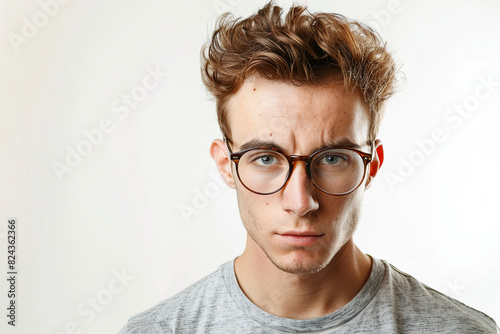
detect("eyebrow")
[237,138,369,153]
[239,139,283,151]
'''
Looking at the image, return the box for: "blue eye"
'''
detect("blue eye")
[256,155,277,165]
[319,154,346,165]
[242,149,286,168]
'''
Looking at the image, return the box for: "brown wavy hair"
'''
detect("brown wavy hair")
[201,1,397,141]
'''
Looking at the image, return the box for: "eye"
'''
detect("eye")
[241,149,287,170]
[318,154,348,165]
[254,154,278,166]
[243,149,285,168]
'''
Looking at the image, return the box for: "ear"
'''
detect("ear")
[365,139,384,190]
[210,139,236,189]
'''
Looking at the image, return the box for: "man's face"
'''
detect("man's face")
[212,75,381,275]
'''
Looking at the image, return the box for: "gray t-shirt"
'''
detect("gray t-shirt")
[119,258,499,333]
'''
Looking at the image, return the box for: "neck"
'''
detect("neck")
[234,237,372,319]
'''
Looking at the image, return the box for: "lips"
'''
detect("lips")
[279,230,323,236]
[275,231,324,247]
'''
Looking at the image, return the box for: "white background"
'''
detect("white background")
[1,0,499,333]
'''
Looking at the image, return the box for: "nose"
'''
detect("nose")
[280,161,319,216]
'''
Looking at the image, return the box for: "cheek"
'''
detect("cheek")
[339,193,365,231]
[235,185,262,225]
[236,186,279,228]
[318,192,364,227]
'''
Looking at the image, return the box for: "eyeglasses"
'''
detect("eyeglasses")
[225,138,373,196]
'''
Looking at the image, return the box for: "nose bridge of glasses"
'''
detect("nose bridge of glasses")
[289,155,309,163]
[288,155,312,181]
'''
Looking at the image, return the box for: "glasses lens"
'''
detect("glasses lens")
[237,149,289,194]
[310,148,366,195]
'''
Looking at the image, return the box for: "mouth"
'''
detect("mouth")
[275,231,325,247]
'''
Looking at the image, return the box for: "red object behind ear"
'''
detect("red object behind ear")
[376,144,384,169]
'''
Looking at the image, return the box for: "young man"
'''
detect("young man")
[120,2,498,333]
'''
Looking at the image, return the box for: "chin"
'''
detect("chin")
[266,247,335,275]
[273,261,327,275]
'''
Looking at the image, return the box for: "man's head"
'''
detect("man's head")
[203,2,396,275]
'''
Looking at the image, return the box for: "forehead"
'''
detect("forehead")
[226,76,370,153]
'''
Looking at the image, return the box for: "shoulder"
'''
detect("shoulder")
[377,259,499,333]
[119,260,233,334]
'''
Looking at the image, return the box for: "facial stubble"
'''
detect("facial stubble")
[236,190,362,275]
